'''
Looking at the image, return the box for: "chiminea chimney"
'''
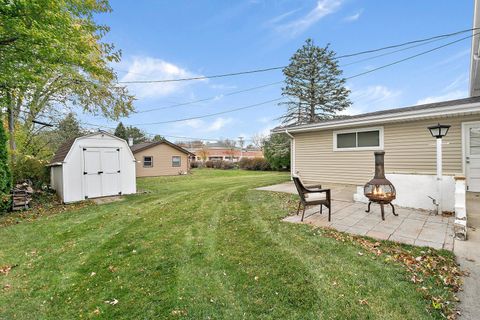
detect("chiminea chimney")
[128,137,133,147]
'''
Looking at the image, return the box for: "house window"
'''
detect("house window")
[143,156,153,167]
[333,127,383,151]
[172,156,181,167]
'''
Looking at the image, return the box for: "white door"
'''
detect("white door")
[466,124,480,192]
[83,149,103,199]
[83,148,121,198]
[101,148,121,196]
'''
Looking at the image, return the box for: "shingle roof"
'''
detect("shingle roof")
[274,96,480,132]
[130,140,194,156]
[50,138,76,164]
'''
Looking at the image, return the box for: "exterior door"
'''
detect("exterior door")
[101,148,121,196]
[83,148,121,198]
[83,149,103,198]
[466,123,480,192]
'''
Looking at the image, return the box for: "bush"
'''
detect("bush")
[201,160,235,170]
[238,157,270,171]
[190,160,204,169]
[12,155,50,189]
[0,120,11,213]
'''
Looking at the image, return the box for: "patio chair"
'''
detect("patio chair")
[292,176,331,222]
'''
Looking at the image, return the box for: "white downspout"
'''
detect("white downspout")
[285,129,295,179]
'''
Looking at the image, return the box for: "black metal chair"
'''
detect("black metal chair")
[292,176,331,222]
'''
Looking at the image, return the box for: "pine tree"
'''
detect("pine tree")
[114,122,127,140]
[0,117,12,212]
[280,39,351,125]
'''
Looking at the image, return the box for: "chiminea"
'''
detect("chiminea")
[364,151,398,220]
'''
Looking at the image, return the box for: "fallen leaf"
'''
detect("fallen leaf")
[104,298,118,305]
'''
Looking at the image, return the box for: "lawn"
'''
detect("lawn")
[0,170,459,319]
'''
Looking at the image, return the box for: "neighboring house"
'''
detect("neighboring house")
[130,140,193,177]
[187,142,263,162]
[273,96,480,212]
[48,131,137,203]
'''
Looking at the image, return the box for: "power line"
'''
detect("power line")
[136,80,283,114]
[130,97,284,126]
[131,35,460,115]
[346,32,477,80]
[118,27,478,84]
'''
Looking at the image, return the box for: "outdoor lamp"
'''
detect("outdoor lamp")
[427,123,451,215]
[428,123,451,139]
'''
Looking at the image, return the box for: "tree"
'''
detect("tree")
[56,113,82,145]
[196,147,209,162]
[1,0,134,156]
[114,122,128,140]
[152,135,164,142]
[251,133,267,150]
[280,39,351,125]
[125,126,147,144]
[263,133,290,171]
[0,116,11,212]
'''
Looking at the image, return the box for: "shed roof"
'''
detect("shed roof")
[130,140,194,156]
[50,138,76,164]
[49,131,129,165]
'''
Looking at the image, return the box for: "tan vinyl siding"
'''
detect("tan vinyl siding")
[294,114,480,185]
[134,143,189,177]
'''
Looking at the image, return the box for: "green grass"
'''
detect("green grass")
[0,169,453,319]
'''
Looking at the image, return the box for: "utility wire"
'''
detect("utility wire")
[118,27,479,84]
[130,97,284,126]
[346,32,478,80]
[136,80,283,114]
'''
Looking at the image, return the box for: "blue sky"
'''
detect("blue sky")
[83,0,474,143]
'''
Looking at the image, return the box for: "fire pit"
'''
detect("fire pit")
[364,151,398,220]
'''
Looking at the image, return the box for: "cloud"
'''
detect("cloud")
[343,9,363,22]
[273,0,343,37]
[120,56,205,98]
[206,117,233,132]
[416,90,467,105]
[344,85,402,115]
[416,73,468,104]
[174,117,233,133]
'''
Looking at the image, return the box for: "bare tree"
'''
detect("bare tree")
[251,133,267,150]
[222,139,237,162]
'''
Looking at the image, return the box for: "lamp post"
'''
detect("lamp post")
[427,123,451,214]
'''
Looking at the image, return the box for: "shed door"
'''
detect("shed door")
[466,124,480,192]
[83,148,121,198]
[83,149,103,198]
[101,149,121,196]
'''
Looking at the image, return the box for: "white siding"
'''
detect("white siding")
[51,133,137,203]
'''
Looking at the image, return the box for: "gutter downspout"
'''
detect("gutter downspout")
[285,129,295,179]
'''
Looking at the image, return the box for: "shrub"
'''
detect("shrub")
[190,160,206,169]
[12,155,50,189]
[263,133,290,171]
[201,160,236,170]
[0,120,11,213]
[238,157,270,171]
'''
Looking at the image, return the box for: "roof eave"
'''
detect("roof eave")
[272,102,480,134]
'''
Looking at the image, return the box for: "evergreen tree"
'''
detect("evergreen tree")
[263,133,290,170]
[152,135,164,142]
[280,39,351,125]
[57,113,82,145]
[114,122,127,140]
[0,117,12,212]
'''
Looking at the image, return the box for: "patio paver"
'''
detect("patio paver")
[258,182,455,250]
[281,199,454,250]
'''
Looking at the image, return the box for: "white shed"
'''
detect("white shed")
[48,131,136,203]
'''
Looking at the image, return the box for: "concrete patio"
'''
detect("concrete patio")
[257,181,455,250]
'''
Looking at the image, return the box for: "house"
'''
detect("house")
[130,140,193,177]
[48,131,137,203]
[187,142,263,162]
[272,97,480,212]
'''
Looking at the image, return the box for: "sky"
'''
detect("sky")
[81,0,474,144]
